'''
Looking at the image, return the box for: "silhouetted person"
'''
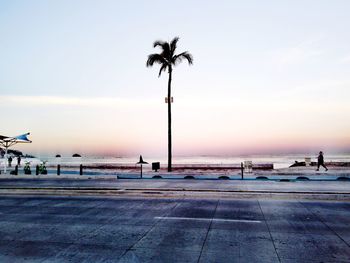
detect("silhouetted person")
[17,156,21,166]
[8,156,13,167]
[316,151,328,171]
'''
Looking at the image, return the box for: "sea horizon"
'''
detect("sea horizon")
[21,152,350,170]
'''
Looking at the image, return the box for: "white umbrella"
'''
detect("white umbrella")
[0,133,32,173]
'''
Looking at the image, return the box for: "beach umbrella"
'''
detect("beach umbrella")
[136,155,148,178]
[0,133,31,173]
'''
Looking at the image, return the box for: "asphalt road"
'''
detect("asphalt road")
[0,195,350,262]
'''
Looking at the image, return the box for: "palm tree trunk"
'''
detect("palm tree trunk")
[167,67,172,172]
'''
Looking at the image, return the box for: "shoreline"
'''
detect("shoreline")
[46,163,274,171]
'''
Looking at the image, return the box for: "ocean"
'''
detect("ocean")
[29,153,350,169]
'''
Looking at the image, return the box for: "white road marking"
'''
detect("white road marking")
[154,216,261,223]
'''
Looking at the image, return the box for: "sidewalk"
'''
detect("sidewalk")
[0,177,350,200]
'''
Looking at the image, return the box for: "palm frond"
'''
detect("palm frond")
[170,37,180,55]
[153,40,165,48]
[158,63,168,77]
[146,54,167,67]
[153,40,171,59]
[161,43,171,60]
[147,37,193,75]
[173,51,194,65]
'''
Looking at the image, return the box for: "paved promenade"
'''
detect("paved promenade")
[0,195,350,262]
[0,177,350,200]
[0,177,350,262]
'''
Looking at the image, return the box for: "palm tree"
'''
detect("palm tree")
[146,37,193,172]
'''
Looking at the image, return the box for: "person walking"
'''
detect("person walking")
[17,156,21,166]
[8,156,13,167]
[316,151,328,171]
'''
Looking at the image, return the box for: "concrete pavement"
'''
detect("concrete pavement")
[0,178,350,200]
[0,195,350,262]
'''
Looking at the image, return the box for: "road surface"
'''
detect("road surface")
[0,195,350,262]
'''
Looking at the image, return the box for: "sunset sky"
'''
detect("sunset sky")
[1,0,350,157]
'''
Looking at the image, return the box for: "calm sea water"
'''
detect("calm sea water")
[31,153,350,169]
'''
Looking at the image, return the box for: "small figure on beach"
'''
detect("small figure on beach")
[8,156,13,167]
[17,156,21,166]
[316,151,328,171]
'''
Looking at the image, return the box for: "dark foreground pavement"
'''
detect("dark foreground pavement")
[0,195,350,262]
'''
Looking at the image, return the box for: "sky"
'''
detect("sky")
[1,0,350,157]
